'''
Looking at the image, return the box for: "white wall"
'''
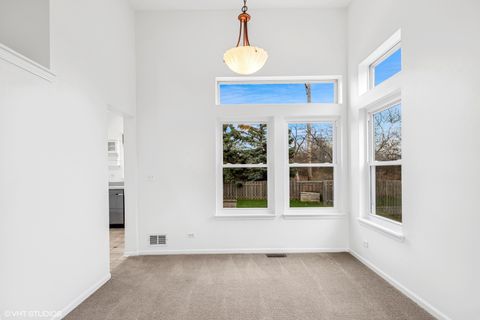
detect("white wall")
[134,9,349,254]
[0,0,135,317]
[347,0,480,319]
[0,0,50,67]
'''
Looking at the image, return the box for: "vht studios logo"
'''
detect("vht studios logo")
[3,310,62,318]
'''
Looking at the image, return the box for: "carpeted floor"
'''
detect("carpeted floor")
[66,253,435,320]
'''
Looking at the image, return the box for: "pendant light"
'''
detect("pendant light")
[223,0,268,75]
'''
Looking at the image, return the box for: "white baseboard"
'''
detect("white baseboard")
[51,251,448,320]
[349,250,450,320]
[53,273,111,320]
[125,247,348,256]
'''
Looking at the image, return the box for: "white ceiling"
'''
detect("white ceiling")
[129,0,352,11]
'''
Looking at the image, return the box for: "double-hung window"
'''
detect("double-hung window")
[288,121,336,209]
[368,101,402,223]
[221,122,270,211]
[215,76,344,217]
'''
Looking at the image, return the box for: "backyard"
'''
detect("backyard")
[235,199,330,208]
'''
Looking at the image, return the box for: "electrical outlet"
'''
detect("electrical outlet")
[187,233,195,238]
[363,240,369,248]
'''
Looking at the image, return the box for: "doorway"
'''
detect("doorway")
[107,111,126,270]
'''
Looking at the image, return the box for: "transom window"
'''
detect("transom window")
[368,101,402,222]
[370,43,402,88]
[288,121,336,208]
[216,77,339,105]
[222,122,269,209]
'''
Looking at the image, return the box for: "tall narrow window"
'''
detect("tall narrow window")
[222,123,268,209]
[288,122,335,208]
[369,102,402,222]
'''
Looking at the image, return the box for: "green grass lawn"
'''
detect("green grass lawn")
[375,196,402,222]
[236,199,268,208]
[289,200,329,208]
[376,210,402,222]
[235,199,332,208]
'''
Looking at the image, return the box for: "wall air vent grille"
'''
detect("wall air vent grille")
[149,235,167,245]
[266,253,287,258]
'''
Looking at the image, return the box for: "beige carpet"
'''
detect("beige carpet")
[66,253,435,320]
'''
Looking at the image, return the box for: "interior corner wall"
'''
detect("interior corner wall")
[347,0,480,319]
[134,8,349,254]
[0,0,135,316]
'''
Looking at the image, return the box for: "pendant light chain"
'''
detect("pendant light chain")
[242,0,248,13]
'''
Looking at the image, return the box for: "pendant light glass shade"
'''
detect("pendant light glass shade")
[224,46,268,75]
[224,0,268,75]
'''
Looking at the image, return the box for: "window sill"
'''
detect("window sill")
[358,217,405,242]
[0,42,55,82]
[283,212,346,219]
[215,211,276,219]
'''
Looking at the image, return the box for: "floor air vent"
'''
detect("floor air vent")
[149,234,167,245]
[266,253,287,258]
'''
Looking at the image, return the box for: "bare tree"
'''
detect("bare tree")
[305,83,313,180]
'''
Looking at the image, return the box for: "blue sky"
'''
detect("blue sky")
[220,82,335,104]
[374,48,402,86]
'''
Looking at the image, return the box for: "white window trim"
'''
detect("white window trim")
[215,75,343,106]
[369,42,401,90]
[283,117,343,217]
[361,92,404,238]
[215,118,275,218]
[358,29,401,96]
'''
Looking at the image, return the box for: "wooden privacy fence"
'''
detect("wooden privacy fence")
[290,180,334,205]
[375,180,402,216]
[223,181,267,200]
[223,180,334,204]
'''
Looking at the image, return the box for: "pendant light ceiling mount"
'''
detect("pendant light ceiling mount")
[223,0,268,75]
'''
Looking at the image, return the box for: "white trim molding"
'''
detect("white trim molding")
[0,42,55,82]
[358,217,405,242]
[127,247,349,256]
[282,212,346,219]
[349,250,452,320]
[54,273,111,320]
[358,29,401,96]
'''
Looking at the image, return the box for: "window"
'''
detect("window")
[368,102,402,222]
[216,77,339,105]
[221,122,269,209]
[358,30,401,95]
[215,76,345,217]
[370,44,402,88]
[288,121,336,209]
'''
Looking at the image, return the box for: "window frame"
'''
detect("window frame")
[216,118,274,217]
[367,98,402,225]
[215,76,342,106]
[284,117,341,216]
[357,29,401,96]
[369,42,402,89]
